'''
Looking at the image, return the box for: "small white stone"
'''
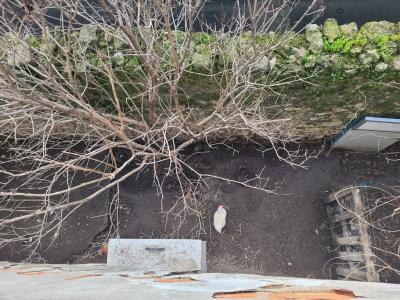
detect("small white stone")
[393,56,400,71]
[375,62,388,72]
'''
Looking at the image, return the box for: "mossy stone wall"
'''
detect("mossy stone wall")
[1,19,400,140]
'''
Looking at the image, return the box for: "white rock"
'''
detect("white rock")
[393,56,400,71]
[213,205,227,233]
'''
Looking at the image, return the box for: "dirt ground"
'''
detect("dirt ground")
[1,142,399,281]
[361,186,400,283]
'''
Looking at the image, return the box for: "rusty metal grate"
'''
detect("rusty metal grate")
[324,186,379,282]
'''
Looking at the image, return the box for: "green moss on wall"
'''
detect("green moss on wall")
[1,19,400,139]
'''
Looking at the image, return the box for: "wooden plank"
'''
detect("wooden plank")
[328,211,355,224]
[325,187,355,205]
[336,266,368,281]
[337,251,363,262]
[352,188,380,282]
[325,205,344,254]
[334,236,360,246]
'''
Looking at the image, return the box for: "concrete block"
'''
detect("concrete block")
[107,239,206,273]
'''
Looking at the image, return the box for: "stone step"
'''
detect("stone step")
[107,239,206,273]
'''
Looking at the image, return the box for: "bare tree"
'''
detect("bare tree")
[0,0,324,258]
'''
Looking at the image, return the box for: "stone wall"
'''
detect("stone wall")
[3,19,400,75]
[295,19,400,74]
[1,19,400,140]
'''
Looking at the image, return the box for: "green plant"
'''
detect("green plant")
[375,34,400,62]
[389,34,400,42]
[323,34,368,54]
[329,69,345,83]
[192,32,212,45]
[376,35,390,61]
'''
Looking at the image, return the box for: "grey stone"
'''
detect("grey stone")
[345,69,357,75]
[291,47,306,59]
[285,62,303,73]
[254,56,276,71]
[79,25,98,44]
[191,48,213,70]
[374,62,388,72]
[7,43,31,66]
[387,41,397,55]
[340,22,358,37]
[78,25,97,52]
[318,54,340,68]
[269,56,277,70]
[75,62,87,73]
[331,55,344,70]
[304,54,317,68]
[39,40,56,53]
[221,37,238,63]
[1,33,32,66]
[318,54,333,68]
[33,30,56,54]
[359,49,380,65]
[113,29,129,49]
[342,58,357,70]
[360,21,396,40]
[393,55,400,70]
[323,18,340,42]
[193,53,212,69]
[350,45,363,56]
[113,51,125,65]
[254,56,270,70]
[305,24,323,54]
[287,54,297,64]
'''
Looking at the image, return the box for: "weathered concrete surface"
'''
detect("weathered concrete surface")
[107,239,207,272]
[0,262,400,300]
